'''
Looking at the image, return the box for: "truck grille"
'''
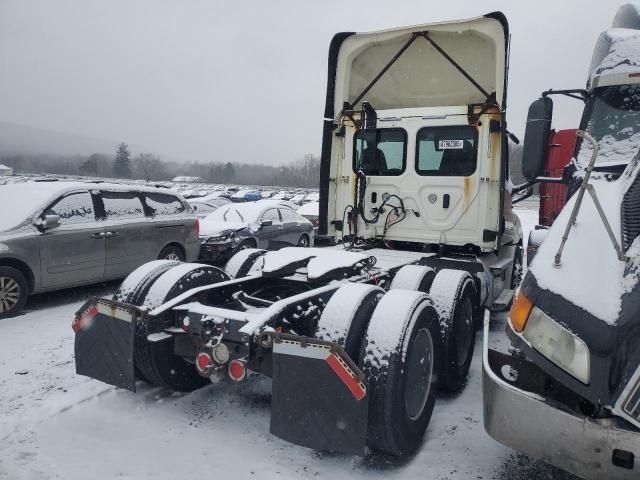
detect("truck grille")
[622,173,640,251]
[622,375,640,422]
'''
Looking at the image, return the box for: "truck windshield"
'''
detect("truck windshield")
[576,84,640,168]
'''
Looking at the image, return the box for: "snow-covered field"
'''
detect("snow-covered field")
[0,202,575,480]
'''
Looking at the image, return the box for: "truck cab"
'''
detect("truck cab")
[320,14,520,256]
[484,4,640,479]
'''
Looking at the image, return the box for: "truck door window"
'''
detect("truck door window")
[353,128,406,175]
[416,125,477,176]
[44,192,95,225]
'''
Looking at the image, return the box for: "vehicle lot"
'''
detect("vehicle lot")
[0,203,576,480]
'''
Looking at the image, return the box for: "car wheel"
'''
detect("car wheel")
[158,245,185,262]
[0,267,29,319]
[297,234,310,247]
[235,239,257,253]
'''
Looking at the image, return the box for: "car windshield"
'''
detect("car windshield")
[576,84,640,167]
[205,203,263,224]
[0,183,67,231]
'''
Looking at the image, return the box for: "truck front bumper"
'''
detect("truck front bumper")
[483,320,640,480]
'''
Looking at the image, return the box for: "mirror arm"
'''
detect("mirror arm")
[541,89,590,103]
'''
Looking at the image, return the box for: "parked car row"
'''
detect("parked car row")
[198,200,314,263]
[0,181,315,318]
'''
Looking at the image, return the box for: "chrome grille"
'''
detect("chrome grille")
[622,173,640,251]
[622,375,640,422]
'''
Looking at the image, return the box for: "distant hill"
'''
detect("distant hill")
[0,121,127,157]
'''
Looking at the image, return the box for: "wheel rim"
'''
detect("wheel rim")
[298,236,308,247]
[0,276,20,313]
[404,327,434,420]
[165,252,181,261]
[456,299,473,367]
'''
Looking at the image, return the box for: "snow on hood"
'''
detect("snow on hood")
[297,201,319,216]
[198,220,247,237]
[530,172,635,324]
[199,202,271,237]
[0,182,88,232]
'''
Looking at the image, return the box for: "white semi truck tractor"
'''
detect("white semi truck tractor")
[73,11,522,457]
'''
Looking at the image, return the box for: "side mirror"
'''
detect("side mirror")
[522,97,554,181]
[261,219,273,227]
[40,214,61,230]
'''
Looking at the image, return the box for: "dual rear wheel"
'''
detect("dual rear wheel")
[315,267,478,456]
[113,260,229,391]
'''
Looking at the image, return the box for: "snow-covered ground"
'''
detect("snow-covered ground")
[0,202,575,480]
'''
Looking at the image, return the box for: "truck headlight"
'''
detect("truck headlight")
[522,306,590,384]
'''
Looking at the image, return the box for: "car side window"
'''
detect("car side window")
[145,193,185,216]
[101,192,145,219]
[261,209,281,223]
[44,192,95,225]
[279,208,299,222]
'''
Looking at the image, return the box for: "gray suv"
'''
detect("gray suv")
[0,181,200,318]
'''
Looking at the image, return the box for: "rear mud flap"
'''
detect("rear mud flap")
[73,298,139,392]
[270,334,368,455]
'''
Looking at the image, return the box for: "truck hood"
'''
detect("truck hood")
[327,12,508,117]
[521,156,640,404]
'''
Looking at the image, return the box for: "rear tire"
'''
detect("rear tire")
[113,260,181,382]
[429,269,477,394]
[0,267,29,319]
[135,263,229,391]
[361,290,441,456]
[297,234,310,247]
[224,248,266,279]
[510,243,524,289]
[390,265,435,292]
[158,245,185,262]
[314,283,383,361]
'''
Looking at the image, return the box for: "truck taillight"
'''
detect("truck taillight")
[195,218,200,237]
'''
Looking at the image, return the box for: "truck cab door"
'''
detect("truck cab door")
[37,191,105,289]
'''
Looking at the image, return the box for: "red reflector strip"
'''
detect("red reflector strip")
[630,72,640,78]
[72,305,98,333]
[325,354,366,401]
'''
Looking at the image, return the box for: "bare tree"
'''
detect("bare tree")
[135,152,162,181]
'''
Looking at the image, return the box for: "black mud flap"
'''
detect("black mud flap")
[73,298,139,392]
[270,334,368,455]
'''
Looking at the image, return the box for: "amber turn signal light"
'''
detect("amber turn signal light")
[510,292,533,333]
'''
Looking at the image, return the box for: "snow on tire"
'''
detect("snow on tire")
[390,265,435,292]
[143,263,229,309]
[224,248,266,279]
[315,283,383,361]
[428,269,477,394]
[112,260,180,304]
[112,260,181,383]
[361,289,441,456]
[134,263,229,391]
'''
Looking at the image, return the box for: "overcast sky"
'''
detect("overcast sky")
[0,0,625,165]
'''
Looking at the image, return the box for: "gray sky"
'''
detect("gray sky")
[0,0,624,164]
